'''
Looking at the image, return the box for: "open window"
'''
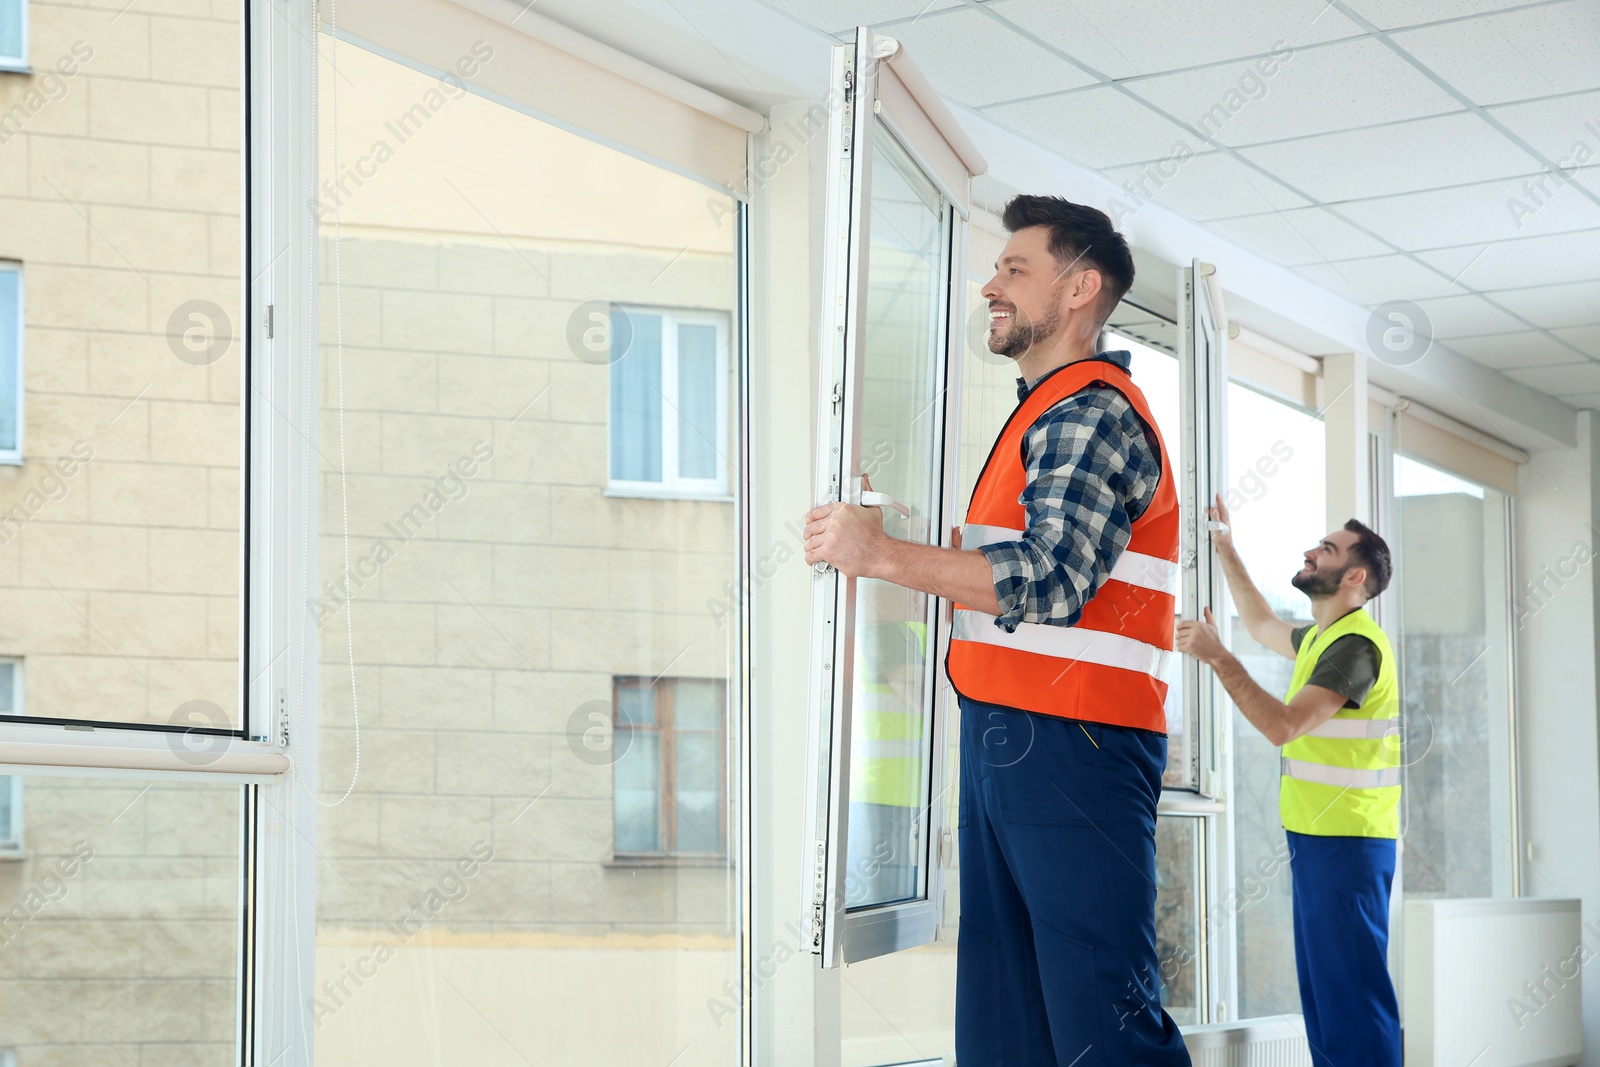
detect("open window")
[1178,260,1230,799]
[802,27,983,967]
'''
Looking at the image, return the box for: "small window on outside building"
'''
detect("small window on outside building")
[0,0,24,69]
[607,307,729,499]
[0,264,19,462]
[0,660,22,852]
[612,676,726,859]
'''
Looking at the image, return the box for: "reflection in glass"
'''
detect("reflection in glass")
[0,777,241,1063]
[1225,381,1325,1018]
[844,128,946,912]
[1393,455,1514,898]
[1154,815,1202,1026]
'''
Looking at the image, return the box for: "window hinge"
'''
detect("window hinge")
[264,304,274,339]
[277,688,289,747]
[831,380,843,412]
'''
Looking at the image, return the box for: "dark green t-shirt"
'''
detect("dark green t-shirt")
[1290,623,1381,709]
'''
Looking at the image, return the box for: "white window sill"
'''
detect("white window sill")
[603,485,734,503]
[0,63,29,75]
[0,454,22,468]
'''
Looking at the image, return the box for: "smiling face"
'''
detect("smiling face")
[1291,529,1364,599]
[980,225,1101,361]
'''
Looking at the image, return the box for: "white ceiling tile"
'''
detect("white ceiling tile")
[1235,113,1543,202]
[997,0,1360,78]
[1390,2,1600,107]
[1489,278,1600,328]
[881,10,1097,107]
[1486,90,1600,162]
[1442,331,1587,369]
[1209,207,1392,265]
[1101,152,1311,221]
[1122,37,1461,148]
[1411,293,1530,337]
[1418,228,1600,291]
[984,86,1198,170]
[1331,175,1600,248]
[760,0,959,34]
[1552,323,1600,358]
[1340,0,1548,31]
[1295,254,1467,305]
[1503,360,1600,395]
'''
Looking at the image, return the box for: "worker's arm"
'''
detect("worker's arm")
[1208,494,1296,660]
[801,503,1002,614]
[1176,607,1348,746]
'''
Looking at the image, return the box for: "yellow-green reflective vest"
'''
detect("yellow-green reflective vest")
[851,621,928,808]
[1279,608,1401,839]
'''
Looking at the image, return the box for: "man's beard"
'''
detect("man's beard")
[990,303,1063,359]
[1291,563,1346,598]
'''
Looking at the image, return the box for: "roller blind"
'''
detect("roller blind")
[327,0,760,195]
[1394,406,1521,496]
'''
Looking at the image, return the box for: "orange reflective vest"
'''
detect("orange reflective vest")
[945,358,1179,734]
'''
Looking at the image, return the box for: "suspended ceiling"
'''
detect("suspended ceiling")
[758,0,1600,409]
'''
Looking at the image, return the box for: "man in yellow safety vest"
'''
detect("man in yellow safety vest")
[1176,495,1401,1067]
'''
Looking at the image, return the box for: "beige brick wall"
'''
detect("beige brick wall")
[0,0,243,730]
[314,231,739,943]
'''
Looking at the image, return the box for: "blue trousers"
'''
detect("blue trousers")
[956,697,1191,1066]
[1286,830,1401,1067]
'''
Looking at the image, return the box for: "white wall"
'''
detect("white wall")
[1516,408,1600,1064]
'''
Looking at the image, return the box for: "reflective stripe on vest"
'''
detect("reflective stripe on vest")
[1281,757,1401,789]
[944,357,1180,734]
[952,608,1171,679]
[1305,716,1397,740]
[1278,607,1402,839]
[962,524,1179,594]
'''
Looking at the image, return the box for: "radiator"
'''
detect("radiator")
[1405,897,1585,1067]
[1182,1017,1311,1066]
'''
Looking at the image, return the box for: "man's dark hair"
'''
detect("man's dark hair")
[1001,195,1135,327]
[1343,519,1392,599]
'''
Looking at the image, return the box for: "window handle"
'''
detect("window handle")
[859,490,911,519]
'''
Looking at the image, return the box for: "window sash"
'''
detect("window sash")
[613,676,728,859]
[606,307,730,499]
[0,0,24,69]
[0,264,20,462]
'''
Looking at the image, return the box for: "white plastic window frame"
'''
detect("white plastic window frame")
[604,306,732,501]
[1158,260,1235,1026]
[0,261,20,465]
[802,26,973,969]
[0,0,25,72]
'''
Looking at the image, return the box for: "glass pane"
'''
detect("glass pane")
[674,732,723,854]
[1154,815,1203,1026]
[615,731,663,852]
[0,777,13,841]
[0,776,240,1063]
[0,660,12,712]
[677,323,718,480]
[844,127,944,912]
[1117,333,1190,787]
[314,41,739,1066]
[618,682,657,727]
[610,311,663,482]
[1224,380,1325,1019]
[0,0,19,61]
[0,3,242,727]
[674,678,721,731]
[1394,454,1514,898]
[0,269,16,451]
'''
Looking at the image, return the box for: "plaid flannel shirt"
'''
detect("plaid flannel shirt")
[979,350,1162,633]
